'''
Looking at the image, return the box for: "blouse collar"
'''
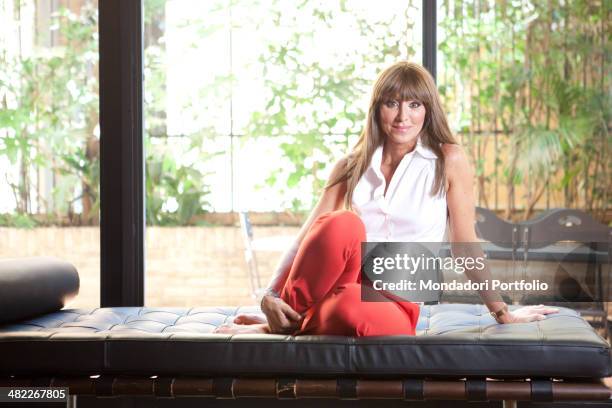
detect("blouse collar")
[414,138,439,159]
[370,137,438,174]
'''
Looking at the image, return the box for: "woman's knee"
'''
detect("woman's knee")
[316,210,365,241]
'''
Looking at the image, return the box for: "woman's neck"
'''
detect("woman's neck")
[381,139,418,168]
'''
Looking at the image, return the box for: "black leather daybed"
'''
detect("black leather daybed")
[0,258,610,407]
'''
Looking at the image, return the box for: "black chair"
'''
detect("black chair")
[468,207,611,338]
[440,207,517,304]
[518,208,611,338]
[474,207,520,250]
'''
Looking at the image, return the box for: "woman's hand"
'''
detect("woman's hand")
[261,294,303,334]
[501,304,559,324]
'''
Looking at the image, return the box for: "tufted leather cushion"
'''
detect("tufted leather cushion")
[0,304,609,378]
[0,257,79,324]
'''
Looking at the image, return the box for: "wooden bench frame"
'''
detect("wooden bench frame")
[2,376,609,407]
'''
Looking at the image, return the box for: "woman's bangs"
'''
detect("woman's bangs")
[380,72,427,104]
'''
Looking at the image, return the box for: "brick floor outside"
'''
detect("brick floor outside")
[0,226,298,308]
[1,225,609,315]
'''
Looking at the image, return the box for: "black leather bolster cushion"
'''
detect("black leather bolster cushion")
[0,257,79,323]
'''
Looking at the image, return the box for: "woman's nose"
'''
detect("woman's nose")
[396,102,410,121]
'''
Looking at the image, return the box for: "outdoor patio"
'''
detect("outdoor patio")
[0,225,297,308]
[2,222,608,316]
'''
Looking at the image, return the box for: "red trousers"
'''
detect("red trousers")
[278,210,419,336]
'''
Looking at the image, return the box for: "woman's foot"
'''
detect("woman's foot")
[213,322,270,334]
[233,313,267,325]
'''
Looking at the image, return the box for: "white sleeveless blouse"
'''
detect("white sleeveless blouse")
[351,139,448,242]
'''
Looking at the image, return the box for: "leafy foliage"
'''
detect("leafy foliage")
[0,0,608,227]
[0,1,215,226]
[438,0,610,220]
[0,2,99,224]
[244,0,419,210]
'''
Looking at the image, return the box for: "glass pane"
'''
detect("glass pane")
[145,0,422,307]
[437,0,609,219]
[0,0,99,307]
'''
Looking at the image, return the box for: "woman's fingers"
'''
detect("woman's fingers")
[281,303,302,322]
[272,310,293,332]
[528,305,559,314]
[505,304,562,324]
[271,308,302,334]
[521,305,559,312]
[515,314,545,323]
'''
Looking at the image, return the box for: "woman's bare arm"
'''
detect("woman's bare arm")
[444,144,558,323]
[265,157,348,294]
[443,144,506,310]
[443,144,478,241]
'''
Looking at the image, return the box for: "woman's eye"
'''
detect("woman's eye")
[409,101,421,108]
[385,100,399,108]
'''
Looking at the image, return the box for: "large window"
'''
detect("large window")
[1,1,606,310]
[0,0,99,308]
[437,0,609,220]
[143,0,423,306]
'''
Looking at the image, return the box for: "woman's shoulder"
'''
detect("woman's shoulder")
[440,143,473,182]
[331,154,351,174]
[326,155,351,188]
[441,143,468,167]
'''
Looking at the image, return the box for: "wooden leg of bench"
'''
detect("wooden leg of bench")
[67,395,77,408]
[502,400,517,408]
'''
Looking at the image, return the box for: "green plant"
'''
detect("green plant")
[143,2,217,226]
[245,0,419,211]
[438,0,610,220]
[0,213,38,229]
[0,2,99,224]
[0,0,218,227]
[145,136,216,226]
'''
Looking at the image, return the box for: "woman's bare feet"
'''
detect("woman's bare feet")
[213,322,270,334]
[233,313,267,325]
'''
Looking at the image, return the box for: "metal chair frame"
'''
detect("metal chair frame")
[475,207,611,338]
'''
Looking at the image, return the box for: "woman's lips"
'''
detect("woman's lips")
[392,125,412,131]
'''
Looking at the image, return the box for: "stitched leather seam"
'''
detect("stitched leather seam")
[347,339,354,374]
[478,313,483,343]
[159,314,184,330]
[537,319,544,345]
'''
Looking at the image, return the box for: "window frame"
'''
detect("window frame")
[99,0,145,306]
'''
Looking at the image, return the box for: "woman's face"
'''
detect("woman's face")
[378,96,426,146]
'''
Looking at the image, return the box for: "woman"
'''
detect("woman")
[216,61,558,336]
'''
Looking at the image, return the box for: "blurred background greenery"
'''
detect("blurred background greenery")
[0,0,609,227]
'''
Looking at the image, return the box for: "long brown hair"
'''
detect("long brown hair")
[328,61,458,208]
